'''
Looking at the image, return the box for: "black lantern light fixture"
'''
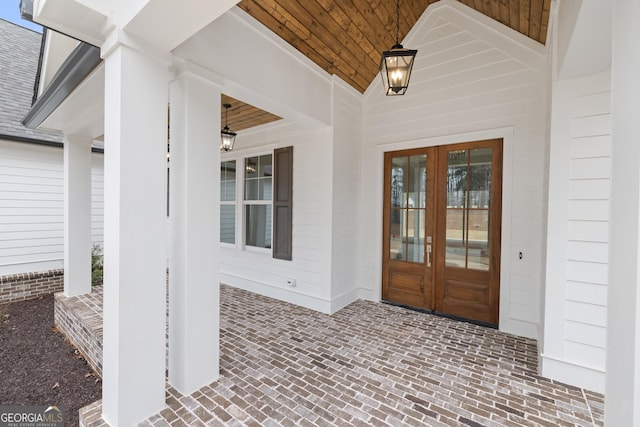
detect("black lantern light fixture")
[220,103,237,152]
[379,0,418,96]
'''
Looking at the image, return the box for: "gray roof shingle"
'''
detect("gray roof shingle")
[0,18,62,144]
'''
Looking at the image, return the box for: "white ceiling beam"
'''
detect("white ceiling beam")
[34,0,239,52]
[174,9,333,128]
[123,0,241,52]
[33,0,110,46]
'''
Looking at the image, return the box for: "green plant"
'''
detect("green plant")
[91,244,103,287]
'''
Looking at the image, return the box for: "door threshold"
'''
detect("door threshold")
[381,300,498,329]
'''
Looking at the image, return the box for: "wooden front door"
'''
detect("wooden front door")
[382,139,503,326]
[382,148,435,309]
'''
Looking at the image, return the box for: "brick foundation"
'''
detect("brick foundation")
[54,287,103,378]
[0,269,64,304]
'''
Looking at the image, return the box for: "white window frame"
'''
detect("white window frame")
[220,159,238,248]
[220,150,278,256]
[242,152,273,255]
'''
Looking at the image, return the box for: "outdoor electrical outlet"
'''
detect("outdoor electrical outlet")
[287,279,297,287]
[519,252,523,260]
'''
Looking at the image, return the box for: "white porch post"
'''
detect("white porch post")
[168,65,220,394]
[63,135,92,297]
[606,0,640,425]
[101,38,170,426]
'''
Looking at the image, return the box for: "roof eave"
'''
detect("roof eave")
[22,42,102,130]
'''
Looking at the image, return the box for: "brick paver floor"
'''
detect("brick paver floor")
[80,285,604,426]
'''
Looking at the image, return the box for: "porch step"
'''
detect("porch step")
[54,287,104,378]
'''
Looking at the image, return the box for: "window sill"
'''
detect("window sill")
[243,246,272,256]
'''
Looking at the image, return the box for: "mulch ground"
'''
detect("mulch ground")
[0,294,102,427]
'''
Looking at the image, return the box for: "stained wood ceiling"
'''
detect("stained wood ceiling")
[221,94,282,132]
[238,0,551,94]
[224,0,551,130]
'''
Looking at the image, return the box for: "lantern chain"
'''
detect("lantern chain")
[396,0,400,45]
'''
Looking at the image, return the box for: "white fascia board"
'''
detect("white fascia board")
[40,63,105,139]
[39,31,80,95]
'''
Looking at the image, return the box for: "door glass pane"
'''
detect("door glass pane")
[445,208,466,268]
[389,208,405,261]
[389,154,427,264]
[447,150,467,208]
[391,157,408,208]
[470,148,492,209]
[468,210,489,270]
[406,209,424,263]
[445,147,494,271]
[409,155,427,208]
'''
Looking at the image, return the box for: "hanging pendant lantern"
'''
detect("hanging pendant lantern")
[380,0,418,96]
[220,103,236,152]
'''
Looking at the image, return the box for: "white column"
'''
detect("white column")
[540,78,572,383]
[168,66,220,394]
[606,0,640,425]
[63,135,93,297]
[101,40,170,426]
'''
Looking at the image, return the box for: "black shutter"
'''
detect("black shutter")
[273,146,293,260]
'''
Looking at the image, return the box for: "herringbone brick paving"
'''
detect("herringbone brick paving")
[80,285,604,426]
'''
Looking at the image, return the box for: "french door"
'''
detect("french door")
[382,139,502,325]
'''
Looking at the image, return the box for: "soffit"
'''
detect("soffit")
[221,94,283,132]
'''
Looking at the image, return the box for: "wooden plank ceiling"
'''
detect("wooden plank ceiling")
[238,0,550,94]
[221,94,282,132]
[225,0,550,130]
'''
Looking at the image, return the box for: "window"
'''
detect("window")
[220,146,293,260]
[220,160,236,244]
[244,154,272,249]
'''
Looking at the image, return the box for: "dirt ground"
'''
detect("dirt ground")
[0,294,102,426]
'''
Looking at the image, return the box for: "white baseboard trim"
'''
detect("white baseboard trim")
[221,273,359,315]
[540,353,605,393]
[500,317,539,340]
[329,288,360,314]
[221,273,330,313]
[357,287,378,302]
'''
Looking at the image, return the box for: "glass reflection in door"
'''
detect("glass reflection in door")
[389,154,426,263]
[444,147,492,270]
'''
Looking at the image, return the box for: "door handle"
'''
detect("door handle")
[427,243,432,268]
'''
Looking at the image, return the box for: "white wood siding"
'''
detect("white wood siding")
[359,1,547,339]
[91,152,104,246]
[220,78,363,314]
[0,140,104,275]
[219,123,335,312]
[565,71,612,380]
[542,69,611,393]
